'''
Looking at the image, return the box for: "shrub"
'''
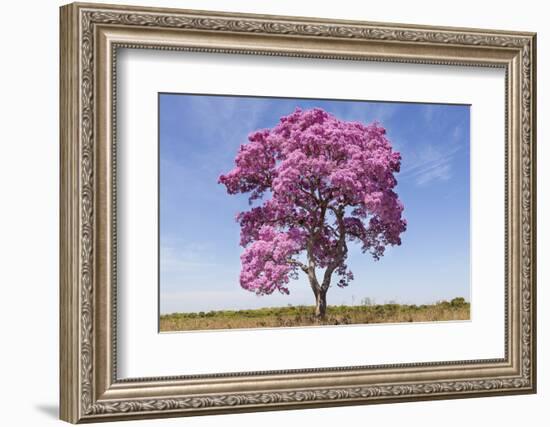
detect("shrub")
[450,297,467,307]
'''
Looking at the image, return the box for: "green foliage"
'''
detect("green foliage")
[450,297,467,307]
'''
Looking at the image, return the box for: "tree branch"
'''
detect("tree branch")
[321,208,348,291]
[287,258,309,274]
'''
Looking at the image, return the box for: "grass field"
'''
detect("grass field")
[160,297,470,332]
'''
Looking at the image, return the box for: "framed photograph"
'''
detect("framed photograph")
[60,2,537,423]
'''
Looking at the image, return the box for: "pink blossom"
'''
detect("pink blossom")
[219,108,406,312]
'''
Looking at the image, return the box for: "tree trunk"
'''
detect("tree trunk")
[314,289,327,320]
[305,248,329,320]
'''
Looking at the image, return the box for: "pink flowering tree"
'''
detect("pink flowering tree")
[219,108,406,319]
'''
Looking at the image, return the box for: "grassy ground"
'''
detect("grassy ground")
[160,298,470,332]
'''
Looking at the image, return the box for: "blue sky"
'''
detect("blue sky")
[159,93,470,314]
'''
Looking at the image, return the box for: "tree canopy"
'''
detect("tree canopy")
[219,108,406,313]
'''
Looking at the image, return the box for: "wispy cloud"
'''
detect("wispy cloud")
[160,286,314,314]
[422,105,437,123]
[399,125,465,186]
[339,102,398,126]
[160,242,217,273]
[401,146,457,185]
[162,94,273,176]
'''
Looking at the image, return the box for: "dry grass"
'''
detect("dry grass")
[160,298,470,332]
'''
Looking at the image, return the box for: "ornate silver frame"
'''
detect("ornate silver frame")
[60,2,537,423]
